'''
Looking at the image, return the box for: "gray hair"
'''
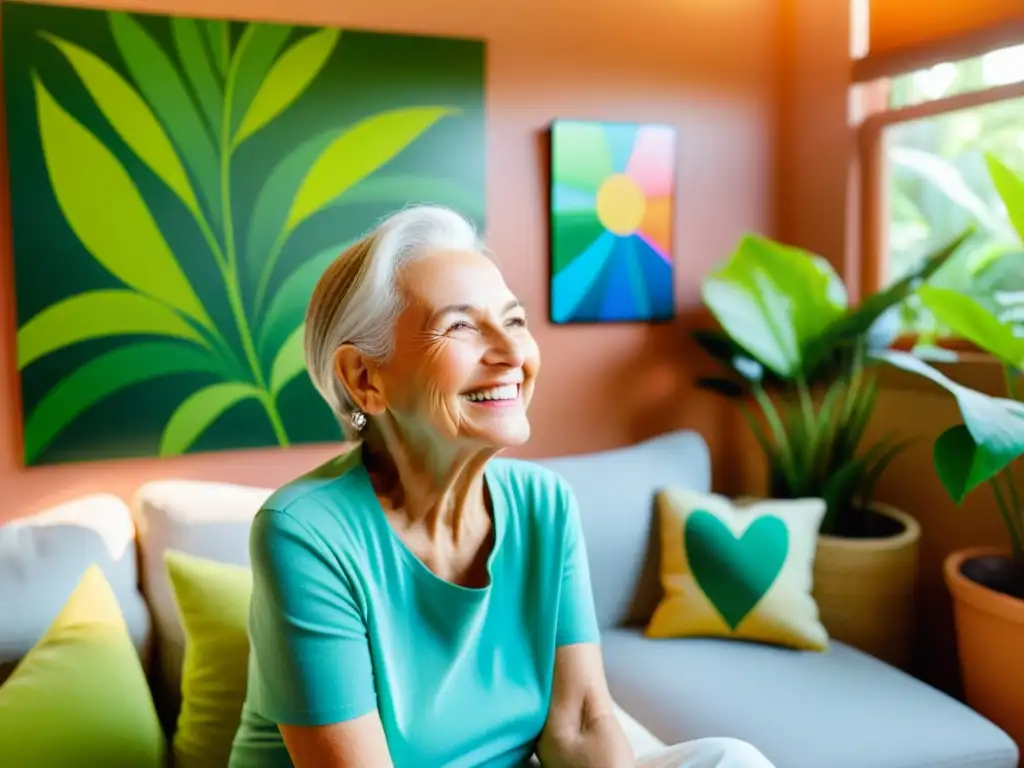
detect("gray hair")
[304,205,486,439]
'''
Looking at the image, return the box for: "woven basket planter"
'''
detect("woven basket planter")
[812,502,921,669]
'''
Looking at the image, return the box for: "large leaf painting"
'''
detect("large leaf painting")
[3,4,485,464]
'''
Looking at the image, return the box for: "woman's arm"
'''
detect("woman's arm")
[280,713,393,768]
[247,508,393,767]
[536,643,635,768]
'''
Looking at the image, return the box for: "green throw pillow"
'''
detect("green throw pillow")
[0,565,165,766]
[166,549,253,768]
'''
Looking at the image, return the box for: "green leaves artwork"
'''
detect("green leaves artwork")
[3,4,484,465]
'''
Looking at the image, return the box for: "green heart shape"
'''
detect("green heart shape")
[684,510,789,630]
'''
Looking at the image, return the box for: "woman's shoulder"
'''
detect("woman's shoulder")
[489,458,574,521]
[253,448,375,549]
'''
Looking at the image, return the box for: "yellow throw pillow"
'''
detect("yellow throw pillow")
[166,550,253,768]
[646,489,829,651]
[0,565,165,766]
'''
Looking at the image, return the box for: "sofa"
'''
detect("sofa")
[1,429,1019,767]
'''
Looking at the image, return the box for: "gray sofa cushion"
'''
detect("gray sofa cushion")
[0,494,150,682]
[602,627,1019,768]
[534,429,710,629]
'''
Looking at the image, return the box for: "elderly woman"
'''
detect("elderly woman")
[228,206,775,768]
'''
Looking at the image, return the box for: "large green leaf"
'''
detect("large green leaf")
[270,324,306,396]
[701,234,846,378]
[228,23,292,136]
[108,12,219,219]
[41,33,200,219]
[917,285,1024,368]
[22,341,220,464]
[285,107,456,234]
[17,290,208,370]
[259,242,353,360]
[33,75,212,331]
[244,129,336,281]
[986,154,1024,244]
[159,382,261,456]
[202,20,229,76]
[233,28,340,147]
[877,350,1024,500]
[170,18,221,135]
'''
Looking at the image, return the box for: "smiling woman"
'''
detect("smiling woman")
[229,205,777,768]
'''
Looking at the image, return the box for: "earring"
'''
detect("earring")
[349,408,367,432]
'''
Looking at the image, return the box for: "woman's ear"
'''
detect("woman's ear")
[332,345,387,417]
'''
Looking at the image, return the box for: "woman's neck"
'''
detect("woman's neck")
[362,429,497,542]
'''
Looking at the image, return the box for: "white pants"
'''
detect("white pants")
[637,737,777,767]
[617,704,776,768]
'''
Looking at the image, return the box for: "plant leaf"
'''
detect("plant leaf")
[809,377,847,480]
[695,377,747,399]
[739,403,791,498]
[259,242,354,360]
[932,425,984,504]
[860,436,913,508]
[202,20,229,76]
[701,234,846,378]
[820,459,866,534]
[41,33,201,218]
[228,23,292,136]
[285,107,456,234]
[170,18,221,135]
[233,27,340,147]
[33,75,213,331]
[878,350,1024,499]
[22,341,220,464]
[108,12,219,220]
[160,381,261,456]
[17,290,209,370]
[917,285,1024,368]
[331,173,486,220]
[890,147,1002,231]
[986,153,1024,244]
[806,229,972,366]
[244,129,336,280]
[270,324,307,396]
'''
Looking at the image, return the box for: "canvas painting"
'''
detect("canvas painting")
[549,120,676,324]
[3,3,485,465]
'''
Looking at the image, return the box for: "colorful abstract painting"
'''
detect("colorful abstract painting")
[549,120,676,324]
[3,3,485,465]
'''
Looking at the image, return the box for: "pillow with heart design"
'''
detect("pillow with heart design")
[645,489,829,651]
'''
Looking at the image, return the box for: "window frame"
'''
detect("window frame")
[856,72,1024,350]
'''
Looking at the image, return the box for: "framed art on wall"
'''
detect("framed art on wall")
[3,2,485,465]
[548,119,677,325]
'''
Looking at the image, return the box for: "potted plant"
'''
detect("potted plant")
[878,154,1024,746]
[694,228,972,668]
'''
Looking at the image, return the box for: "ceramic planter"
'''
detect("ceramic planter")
[945,546,1024,749]
[812,502,921,669]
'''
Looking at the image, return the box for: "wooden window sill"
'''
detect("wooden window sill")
[875,352,1009,398]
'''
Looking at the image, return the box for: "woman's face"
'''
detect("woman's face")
[371,248,540,451]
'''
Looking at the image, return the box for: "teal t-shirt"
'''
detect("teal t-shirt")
[228,448,601,768]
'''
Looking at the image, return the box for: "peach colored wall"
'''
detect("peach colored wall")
[0,0,780,522]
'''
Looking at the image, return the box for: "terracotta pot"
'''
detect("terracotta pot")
[812,502,921,669]
[946,546,1024,749]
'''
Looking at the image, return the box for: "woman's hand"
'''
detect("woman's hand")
[536,643,636,768]
[280,711,394,768]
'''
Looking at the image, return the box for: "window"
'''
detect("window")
[857,41,1024,343]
